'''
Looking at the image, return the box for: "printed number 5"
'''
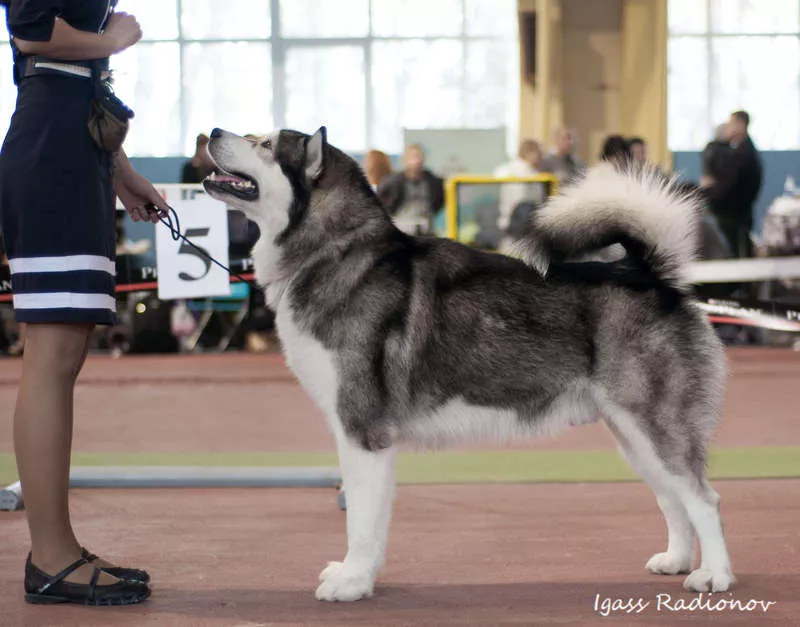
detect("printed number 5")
[178,228,212,281]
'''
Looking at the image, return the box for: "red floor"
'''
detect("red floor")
[0,481,798,626]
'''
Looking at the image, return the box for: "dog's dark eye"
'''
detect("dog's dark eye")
[261,138,272,150]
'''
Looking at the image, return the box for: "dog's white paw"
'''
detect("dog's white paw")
[683,568,735,592]
[315,561,374,602]
[646,552,692,575]
[318,561,345,583]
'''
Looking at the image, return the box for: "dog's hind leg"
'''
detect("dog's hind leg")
[316,428,397,602]
[604,417,695,576]
[596,393,734,592]
[676,476,734,593]
[646,494,695,575]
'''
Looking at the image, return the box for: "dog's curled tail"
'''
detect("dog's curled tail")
[514,163,700,293]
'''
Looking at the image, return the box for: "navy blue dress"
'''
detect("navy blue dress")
[0,0,118,325]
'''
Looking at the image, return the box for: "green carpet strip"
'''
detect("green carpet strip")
[1,447,799,487]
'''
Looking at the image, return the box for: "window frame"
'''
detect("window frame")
[0,0,517,156]
[153,0,514,155]
[667,0,800,150]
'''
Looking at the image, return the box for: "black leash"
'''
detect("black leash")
[145,203,256,288]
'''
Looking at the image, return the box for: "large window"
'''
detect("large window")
[0,0,519,157]
[668,0,800,150]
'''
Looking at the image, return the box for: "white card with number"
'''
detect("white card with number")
[155,197,231,300]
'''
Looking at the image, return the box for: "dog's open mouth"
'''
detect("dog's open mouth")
[203,170,259,200]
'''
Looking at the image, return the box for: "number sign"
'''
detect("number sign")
[155,197,231,300]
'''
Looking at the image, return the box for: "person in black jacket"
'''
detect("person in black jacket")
[701,111,763,258]
[701,123,730,185]
[377,144,444,234]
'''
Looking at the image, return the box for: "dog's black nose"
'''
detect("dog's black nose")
[210,128,223,139]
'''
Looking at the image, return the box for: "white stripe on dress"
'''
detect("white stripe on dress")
[33,61,92,78]
[13,292,116,312]
[9,255,115,275]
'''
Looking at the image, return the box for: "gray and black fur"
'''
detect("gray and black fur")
[204,128,734,601]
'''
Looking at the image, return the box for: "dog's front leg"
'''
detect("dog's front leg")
[316,432,397,602]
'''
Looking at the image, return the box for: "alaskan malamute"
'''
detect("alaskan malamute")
[203,127,733,602]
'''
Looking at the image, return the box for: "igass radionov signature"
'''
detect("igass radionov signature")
[594,593,776,617]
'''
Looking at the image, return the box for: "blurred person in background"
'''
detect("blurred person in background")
[676,182,731,263]
[540,126,585,184]
[628,136,666,176]
[628,137,648,166]
[599,134,631,167]
[701,123,730,188]
[700,110,762,258]
[378,144,444,234]
[677,181,740,344]
[181,133,216,184]
[699,123,732,256]
[494,138,545,233]
[363,149,393,191]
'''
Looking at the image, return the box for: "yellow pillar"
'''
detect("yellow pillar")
[620,0,669,169]
[518,0,563,148]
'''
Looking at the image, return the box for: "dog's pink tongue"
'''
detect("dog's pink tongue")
[215,174,242,183]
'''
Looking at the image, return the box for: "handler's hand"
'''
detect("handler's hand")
[114,168,169,223]
[104,12,143,54]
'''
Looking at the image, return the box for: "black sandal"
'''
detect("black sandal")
[81,547,151,584]
[24,554,150,606]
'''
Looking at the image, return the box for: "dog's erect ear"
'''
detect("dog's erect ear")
[304,126,327,182]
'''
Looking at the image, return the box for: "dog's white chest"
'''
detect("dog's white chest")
[275,298,339,422]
